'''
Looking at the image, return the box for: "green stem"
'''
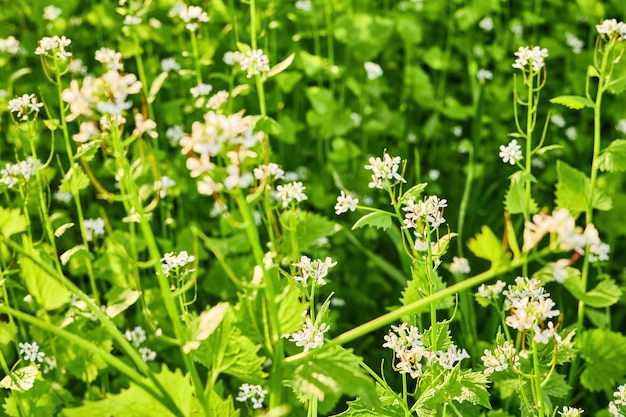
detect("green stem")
[531,338,545,417]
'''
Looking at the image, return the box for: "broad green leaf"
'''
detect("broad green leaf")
[451,370,491,409]
[333,14,394,61]
[466,226,509,267]
[596,139,626,172]
[0,207,26,237]
[20,246,71,311]
[62,365,193,417]
[287,346,378,414]
[207,389,240,417]
[3,378,63,416]
[184,302,229,353]
[550,95,594,110]
[305,86,336,114]
[254,115,283,136]
[563,275,622,308]
[351,211,393,231]
[579,329,626,391]
[555,160,612,218]
[280,210,338,252]
[266,53,295,78]
[504,172,538,215]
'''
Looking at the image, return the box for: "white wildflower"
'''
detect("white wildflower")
[449,256,470,274]
[236,383,267,409]
[335,191,359,215]
[499,139,523,165]
[364,61,383,80]
[289,318,330,352]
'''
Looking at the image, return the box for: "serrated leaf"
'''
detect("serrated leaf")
[466,226,509,268]
[20,246,72,311]
[287,346,378,414]
[452,370,491,409]
[266,53,295,78]
[504,173,538,215]
[351,211,393,231]
[579,329,626,392]
[61,365,192,416]
[555,160,612,218]
[0,207,27,238]
[550,95,594,110]
[596,139,626,172]
[333,383,406,416]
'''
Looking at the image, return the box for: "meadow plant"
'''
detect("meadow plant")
[1,1,626,417]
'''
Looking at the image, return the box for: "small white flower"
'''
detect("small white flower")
[166,125,185,146]
[559,406,584,417]
[512,45,548,72]
[289,318,330,352]
[18,341,45,363]
[276,181,307,207]
[476,68,493,81]
[295,0,312,11]
[8,94,44,121]
[551,114,566,127]
[478,16,494,31]
[365,151,406,188]
[449,256,470,274]
[364,61,383,80]
[499,139,523,165]
[95,47,123,71]
[239,49,270,78]
[161,57,181,73]
[124,326,147,347]
[236,383,267,409]
[565,32,584,54]
[43,5,63,21]
[476,280,506,301]
[139,347,157,362]
[190,83,213,98]
[335,191,359,215]
[84,218,105,241]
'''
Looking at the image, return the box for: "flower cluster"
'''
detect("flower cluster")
[169,3,209,32]
[334,191,359,215]
[559,406,584,417]
[609,384,626,417]
[0,158,41,189]
[476,280,506,302]
[19,341,45,363]
[292,256,337,286]
[236,383,267,409]
[224,49,270,78]
[124,326,156,362]
[499,139,523,165]
[160,250,195,277]
[596,19,626,40]
[364,150,406,189]
[512,45,548,72]
[523,208,609,263]
[35,35,72,60]
[7,94,44,122]
[84,217,106,241]
[481,340,520,375]
[383,323,469,379]
[503,277,560,344]
[62,66,142,120]
[289,317,330,352]
[276,181,308,207]
[180,111,264,195]
[0,36,21,55]
[403,195,448,229]
[364,61,383,80]
[449,256,471,274]
[95,47,124,72]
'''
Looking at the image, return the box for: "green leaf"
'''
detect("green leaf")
[20,247,72,311]
[333,14,394,61]
[466,226,509,268]
[555,160,612,218]
[183,302,230,353]
[579,329,626,392]
[62,365,193,416]
[0,207,27,238]
[550,95,594,110]
[280,210,338,253]
[3,379,64,417]
[504,172,538,215]
[333,383,406,416]
[287,346,378,414]
[103,287,141,318]
[563,275,622,308]
[400,267,452,311]
[351,211,393,231]
[596,139,626,172]
[59,164,90,195]
[305,86,336,115]
[148,71,169,104]
[451,370,491,409]
[266,53,295,78]
[399,183,428,205]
